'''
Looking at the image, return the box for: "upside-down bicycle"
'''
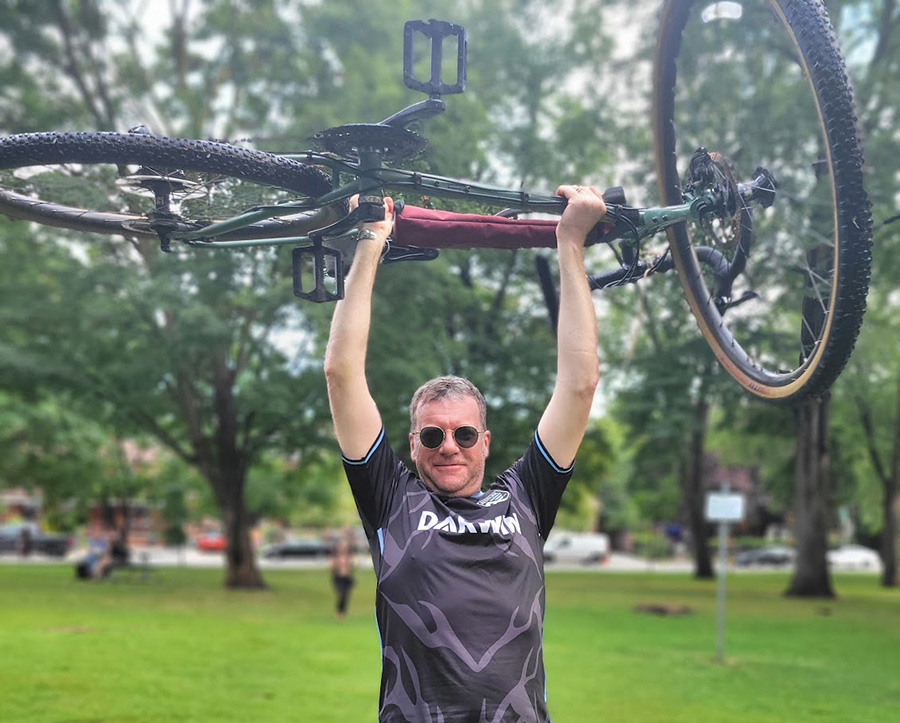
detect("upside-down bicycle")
[0,0,872,404]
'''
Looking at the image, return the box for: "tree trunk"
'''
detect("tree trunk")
[786,393,835,598]
[882,374,900,587]
[853,372,900,588]
[213,468,266,589]
[881,479,897,587]
[682,397,714,579]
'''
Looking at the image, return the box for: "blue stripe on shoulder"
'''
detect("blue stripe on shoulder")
[534,430,574,474]
[342,427,385,466]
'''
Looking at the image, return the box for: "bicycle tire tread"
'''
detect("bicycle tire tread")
[778,0,872,400]
[654,0,872,404]
[0,132,334,198]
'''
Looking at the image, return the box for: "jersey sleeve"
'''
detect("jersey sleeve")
[341,428,408,537]
[500,431,574,540]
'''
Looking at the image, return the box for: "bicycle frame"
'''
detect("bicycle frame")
[170,156,700,248]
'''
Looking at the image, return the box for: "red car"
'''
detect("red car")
[196,532,226,552]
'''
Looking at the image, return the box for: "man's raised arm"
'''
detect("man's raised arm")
[536,185,605,469]
[324,197,394,460]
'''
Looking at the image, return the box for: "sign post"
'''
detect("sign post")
[704,483,745,663]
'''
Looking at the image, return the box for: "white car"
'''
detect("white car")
[542,531,610,564]
[827,544,881,571]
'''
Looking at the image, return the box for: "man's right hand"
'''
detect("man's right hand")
[350,194,395,251]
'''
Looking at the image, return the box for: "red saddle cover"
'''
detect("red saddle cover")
[392,204,613,249]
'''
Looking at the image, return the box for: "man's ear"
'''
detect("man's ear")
[409,433,417,462]
[482,429,491,458]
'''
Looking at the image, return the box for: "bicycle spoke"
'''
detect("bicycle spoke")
[0,160,305,237]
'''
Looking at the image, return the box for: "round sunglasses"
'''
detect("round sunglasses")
[413,425,484,449]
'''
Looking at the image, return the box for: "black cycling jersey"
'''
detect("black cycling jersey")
[342,428,572,723]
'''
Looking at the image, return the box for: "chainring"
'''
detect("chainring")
[312,123,428,162]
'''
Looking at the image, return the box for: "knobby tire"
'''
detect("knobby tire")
[654,0,872,403]
[0,132,342,239]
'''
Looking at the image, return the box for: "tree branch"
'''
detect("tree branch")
[51,0,106,128]
[854,392,889,486]
[871,0,897,67]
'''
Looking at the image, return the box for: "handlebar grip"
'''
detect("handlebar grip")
[602,186,627,206]
[357,196,386,222]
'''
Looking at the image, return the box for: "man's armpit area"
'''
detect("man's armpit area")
[341,427,386,466]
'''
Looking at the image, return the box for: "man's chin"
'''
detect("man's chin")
[425,473,471,497]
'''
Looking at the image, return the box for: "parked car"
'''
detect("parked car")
[261,539,331,560]
[195,531,226,552]
[735,545,795,567]
[542,531,610,564]
[0,522,72,557]
[827,544,880,570]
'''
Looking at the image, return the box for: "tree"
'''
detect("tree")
[824,0,900,587]
[785,394,837,598]
[0,0,388,587]
[850,370,899,586]
[0,0,624,587]
[0,391,109,530]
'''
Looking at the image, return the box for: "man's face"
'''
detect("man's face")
[409,396,490,498]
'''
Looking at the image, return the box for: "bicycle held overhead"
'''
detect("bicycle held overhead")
[0,1,872,404]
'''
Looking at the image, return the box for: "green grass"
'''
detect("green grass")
[0,565,898,722]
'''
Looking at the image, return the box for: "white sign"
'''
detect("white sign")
[705,493,746,522]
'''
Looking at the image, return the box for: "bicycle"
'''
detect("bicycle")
[0,0,872,405]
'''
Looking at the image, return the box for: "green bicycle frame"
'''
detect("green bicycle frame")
[168,151,708,250]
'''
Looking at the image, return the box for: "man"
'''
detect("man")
[324,186,605,722]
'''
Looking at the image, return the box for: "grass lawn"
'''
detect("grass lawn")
[0,563,898,722]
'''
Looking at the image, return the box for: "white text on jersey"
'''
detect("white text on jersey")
[417,511,522,535]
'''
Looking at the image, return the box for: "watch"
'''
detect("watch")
[357,229,379,242]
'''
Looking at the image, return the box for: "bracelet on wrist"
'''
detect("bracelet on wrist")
[356,228,390,261]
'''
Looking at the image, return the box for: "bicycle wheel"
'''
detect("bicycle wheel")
[0,132,344,242]
[654,0,872,403]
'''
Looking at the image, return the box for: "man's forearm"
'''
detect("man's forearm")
[536,185,604,468]
[324,230,390,459]
[555,240,600,398]
[324,242,382,383]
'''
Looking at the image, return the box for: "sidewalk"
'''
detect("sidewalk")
[546,552,694,573]
[1,548,821,573]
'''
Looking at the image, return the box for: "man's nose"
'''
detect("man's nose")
[438,430,460,453]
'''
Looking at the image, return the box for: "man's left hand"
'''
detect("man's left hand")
[555,185,607,246]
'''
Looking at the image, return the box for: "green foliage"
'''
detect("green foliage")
[594,0,900,566]
[820,0,900,548]
[553,417,624,531]
[0,390,125,530]
[630,529,674,559]
[729,536,788,552]
[161,483,189,546]
[0,0,626,545]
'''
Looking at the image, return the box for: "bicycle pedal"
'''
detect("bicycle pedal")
[292,243,344,302]
[403,20,467,97]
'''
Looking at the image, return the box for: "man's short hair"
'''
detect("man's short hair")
[409,376,487,431]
